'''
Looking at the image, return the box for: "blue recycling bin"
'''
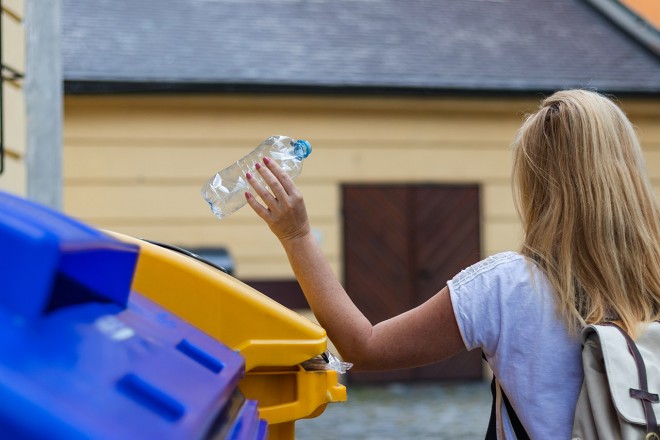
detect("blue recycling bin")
[0,190,266,440]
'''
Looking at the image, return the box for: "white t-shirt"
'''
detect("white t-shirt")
[447,252,583,439]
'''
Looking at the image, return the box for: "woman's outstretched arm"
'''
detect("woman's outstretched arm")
[245,157,466,371]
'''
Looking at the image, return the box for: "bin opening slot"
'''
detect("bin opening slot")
[45,272,115,313]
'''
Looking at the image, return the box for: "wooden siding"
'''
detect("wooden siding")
[63,95,660,280]
[0,0,25,195]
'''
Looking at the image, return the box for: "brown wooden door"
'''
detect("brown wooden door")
[343,184,482,382]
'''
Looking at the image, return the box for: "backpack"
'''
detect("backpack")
[486,322,660,440]
[571,322,660,440]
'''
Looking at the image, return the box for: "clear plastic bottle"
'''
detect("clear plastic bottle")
[201,135,312,220]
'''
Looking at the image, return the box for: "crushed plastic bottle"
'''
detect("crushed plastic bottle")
[201,135,312,220]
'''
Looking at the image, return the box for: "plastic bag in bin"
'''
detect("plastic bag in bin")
[301,350,353,374]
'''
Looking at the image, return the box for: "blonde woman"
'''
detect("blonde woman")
[244,89,660,439]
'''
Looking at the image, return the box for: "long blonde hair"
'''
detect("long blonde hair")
[513,89,660,337]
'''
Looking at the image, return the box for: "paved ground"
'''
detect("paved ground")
[295,381,492,439]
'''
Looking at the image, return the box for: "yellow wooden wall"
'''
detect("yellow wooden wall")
[63,94,660,280]
[0,0,26,195]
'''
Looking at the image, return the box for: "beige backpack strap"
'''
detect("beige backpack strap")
[604,323,659,438]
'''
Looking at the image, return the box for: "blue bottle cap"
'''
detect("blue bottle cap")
[294,140,312,160]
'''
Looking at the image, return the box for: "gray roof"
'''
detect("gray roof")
[62,0,660,94]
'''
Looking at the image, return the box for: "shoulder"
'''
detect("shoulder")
[447,252,548,352]
[450,251,530,291]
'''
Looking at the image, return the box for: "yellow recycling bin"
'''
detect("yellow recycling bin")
[108,232,346,440]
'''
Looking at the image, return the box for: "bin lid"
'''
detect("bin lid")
[0,292,247,439]
[0,191,139,319]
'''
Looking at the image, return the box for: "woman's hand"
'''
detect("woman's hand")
[245,157,311,243]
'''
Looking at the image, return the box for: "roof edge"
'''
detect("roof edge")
[64,80,660,99]
[583,0,660,57]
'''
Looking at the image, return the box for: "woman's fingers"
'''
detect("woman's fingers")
[246,157,311,242]
[254,160,289,202]
[245,161,289,215]
[263,157,297,196]
[246,170,276,206]
[244,191,270,219]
